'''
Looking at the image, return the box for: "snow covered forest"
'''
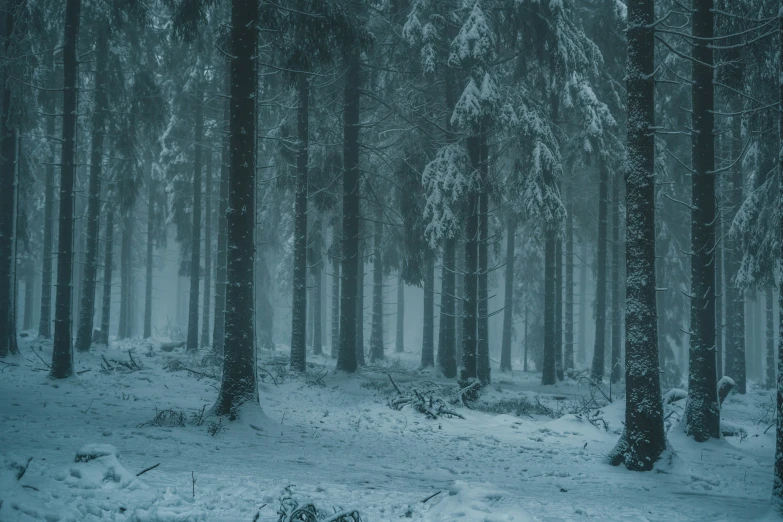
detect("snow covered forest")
[2,0,783,519]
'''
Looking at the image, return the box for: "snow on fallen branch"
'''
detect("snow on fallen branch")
[387,374,465,420]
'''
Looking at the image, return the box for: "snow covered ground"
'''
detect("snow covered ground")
[0,336,780,521]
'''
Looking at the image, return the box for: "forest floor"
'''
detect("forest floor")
[0,336,779,521]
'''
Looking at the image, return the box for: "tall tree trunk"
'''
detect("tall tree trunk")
[578,243,587,365]
[313,220,323,356]
[555,239,564,381]
[370,219,384,362]
[523,306,528,372]
[331,257,340,358]
[500,214,516,372]
[725,112,746,392]
[23,263,34,331]
[0,14,17,356]
[144,163,155,339]
[212,66,230,356]
[214,0,260,417]
[256,252,274,350]
[38,50,57,340]
[455,242,464,366]
[76,27,108,351]
[609,0,666,469]
[771,5,783,503]
[767,287,775,389]
[50,0,82,377]
[395,273,404,353]
[590,155,609,382]
[684,0,720,442]
[100,208,114,344]
[290,73,309,371]
[716,180,724,376]
[461,136,479,384]
[542,225,556,385]
[356,241,365,366]
[200,150,213,346]
[476,136,490,384]
[565,193,575,373]
[438,238,457,377]
[610,168,622,384]
[186,91,204,352]
[118,210,133,339]
[337,46,361,373]
[422,256,435,367]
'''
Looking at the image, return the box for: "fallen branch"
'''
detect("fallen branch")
[30,347,50,369]
[388,374,402,395]
[0,359,18,367]
[136,462,160,477]
[421,491,442,504]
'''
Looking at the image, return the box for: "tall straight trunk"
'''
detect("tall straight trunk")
[476,135,490,384]
[438,238,457,377]
[684,0,719,442]
[356,242,365,366]
[313,226,323,356]
[590,156,609,382]
[578,243,587,365]
[772,6,783,503]
[212,66,230,356]
[725,111,746,392]
[500,214,516,372]
[461,136,479,384]
[609,0,666,470]
[610,168,622,384]
[555,239,564,381]
[396,274,404,353]
[331,258,340,358]
[186,92,204,352]
[422,256,435,367]
[50,0,81,377]
[455,242,464,366]
[542,226,557,384]
[200,150,213,346]
[337,47,361,373]
[75,26,108,352]
[256,253,274,349]
[0,39,17,356]
[100,208,114,344]
[370,219,384,362]
[565,193,575,373]
[290,73,309,371]
[523,307,528,371]
[118,210,133,339]
[214,0,259,417]
[767,286,775,389]
[38,51,57,340]
[715,184,723,376]
[144,164,154,339]
[23,263,34,331]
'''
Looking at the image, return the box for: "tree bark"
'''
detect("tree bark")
[337,47,361,373]
[500,214,516,372]
[331,256,340,358]
[395,273,404,353]
[725,110,746,393]
[555,238,564,381]
[313,220,323,356]
[50,0,82,377]
[186,90,204,352]
[590,155,609,382]
[565,192,575,373]
[214,0,260,418]
[117,209,133,339]
[610,168,622,384]
[461,137,479,384]
[437,237,457,377]
[75,26,108,352]
[766,286,774,389]
[23,263,34,331]
[100,208,114,344]
[476,135,490,384]
[200,150,213,346]
[422,256,435,367]
[609,0,666,469]
[212,66,230,356]
[290,73,309,371]
[38,50,57,340]
[356,240,365,367]
[684,0,720,442]
[370,218,384,362]
[144,162,155,339]
[542,226,556,385]
[578,243,587,366]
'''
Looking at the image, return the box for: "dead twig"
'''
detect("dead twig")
[136,462,160,477]
[421,491,442,503]
[31,347,50,369]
